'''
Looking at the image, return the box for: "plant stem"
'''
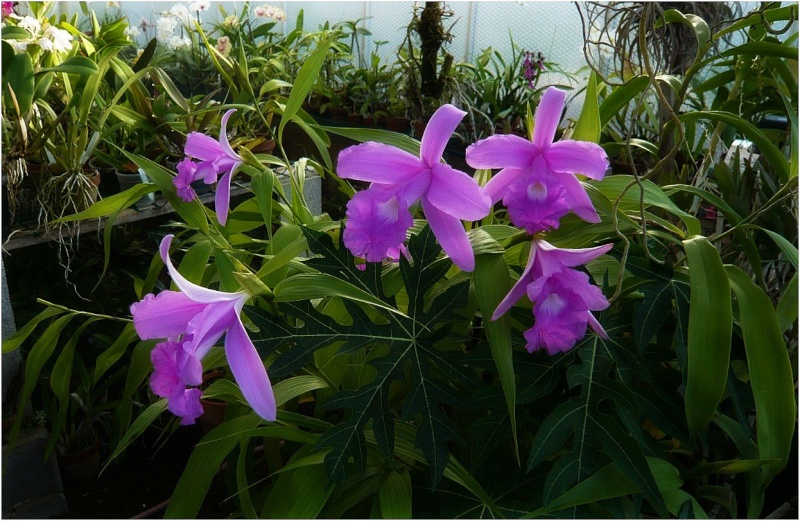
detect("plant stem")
[36,299,133,323]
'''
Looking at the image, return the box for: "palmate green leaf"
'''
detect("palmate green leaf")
[625,256,690,354]
[528,331,668,517]
[251,225,476,487]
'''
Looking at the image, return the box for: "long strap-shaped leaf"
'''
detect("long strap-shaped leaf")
[683,236,732,437]
[725,266,796,486]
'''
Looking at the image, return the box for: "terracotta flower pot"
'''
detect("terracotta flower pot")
[58,437,101,483]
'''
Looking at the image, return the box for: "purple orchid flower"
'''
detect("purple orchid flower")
[130,234,275,424]
[493,239,612,355]
[466,87,609,234]
[176,109,243,226]
[338,104,491,272]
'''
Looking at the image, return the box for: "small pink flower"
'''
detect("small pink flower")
[215,35,231,56]
[2,2,14,17]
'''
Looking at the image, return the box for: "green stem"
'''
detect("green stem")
[36,299,133,323]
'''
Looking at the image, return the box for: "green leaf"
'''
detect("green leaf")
[122,151,209,235]
[53,184,156,222]
[272,375,329,406]
[104,399,168,472]
[719,41,799,61]
[41,55,99,76]
[378,469,412,519]
[572,71,601,143]
[593,175,700,236]
[684,458,773,479]
[252,225,475,487]
[661,10,711,65]
[725,266,796,483]
[473,254,518,463]
[10,314,77,443]
[262,452,334,518]
[165,415,263,518]
[3,51,34,116]
[313,124,421,156]
[600,76,650,128]
[679,111,790,183]
[776,273,798,333]
[92,324,139,384]
[683,236,732,437]
[250,168,275,237]
[2,305,64,353]
[755,226,798,269]
[713,5,796,40]
[278,37,332,144]
[274,272,408,319]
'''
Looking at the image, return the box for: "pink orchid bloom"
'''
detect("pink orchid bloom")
[179,109,243,226]
[2,2,14,16]
[493,239,612,355]
[338,104,491,272]
[130,234,275,424]
[466,87,609,234]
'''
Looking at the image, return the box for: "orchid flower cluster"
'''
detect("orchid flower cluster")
[1,10,73,54]
[143,87,609,424]
[339,87,612,354]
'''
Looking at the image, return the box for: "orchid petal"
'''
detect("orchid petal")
[218,109,239,160]
[185,132,224,161]
[492,241,537,320]
[420,104,465,165]
[535,239,613,274]
[169,388,203,425]
[532,87,566,149]
[159,235,244,304]
[185,300,241,360]
[465,134,536,170]
[394,169,432,208]
[484,167,526,203]
[150,341,187,398]
[587,313,609,338]
[195,161,218,184]
[215,163,241,226]
[545,140,609,180]
[226,317,276,421]
[338,142,423,184]
[131,291,207,340]
[558,173,602,223]
[422,197,475,272]
[427,163,492,221]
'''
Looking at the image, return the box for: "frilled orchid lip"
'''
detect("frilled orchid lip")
[337,104,492,272]
[130,234,276,423]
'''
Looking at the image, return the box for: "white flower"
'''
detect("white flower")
[253,5,268,18]
[107,1,120,8]
[188,0,209,12]
[36,36,53,51]
[43,25,73,53]
[17,15,41,34]
[10,38,30,52]
[215,35,230,56]
[167,35,191,50]
[124,24,141,42]
[169,3,191,25]
[156,16,177,41]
